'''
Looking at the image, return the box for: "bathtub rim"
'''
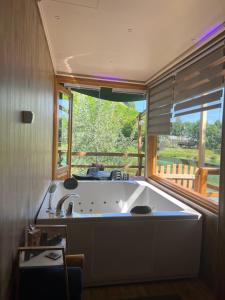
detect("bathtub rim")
[36,180,202,222]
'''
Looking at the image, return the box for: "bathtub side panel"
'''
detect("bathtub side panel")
[91,220,156,282]
[153,219,202,277]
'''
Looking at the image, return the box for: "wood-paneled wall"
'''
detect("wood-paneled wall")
[0,1,54,299]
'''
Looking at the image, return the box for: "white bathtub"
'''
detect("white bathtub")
[37,180,202,286]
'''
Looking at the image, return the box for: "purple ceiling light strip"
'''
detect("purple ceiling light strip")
[197,22,225,44]
[94,74,125,81]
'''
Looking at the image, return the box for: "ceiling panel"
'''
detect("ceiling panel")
[39,0,225,82]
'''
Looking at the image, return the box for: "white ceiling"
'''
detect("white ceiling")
[39,0,225,82]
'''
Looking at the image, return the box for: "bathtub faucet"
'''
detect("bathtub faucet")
[56,193,80,217]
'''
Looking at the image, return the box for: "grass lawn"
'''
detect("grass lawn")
[158,147,220,166]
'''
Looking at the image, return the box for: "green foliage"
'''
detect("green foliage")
[72,92,145,174]
[171,119,222,151]
[206,120,222,151]
[171,118,199,143]
[158,148,220,166]
[72,93,139,152]
[159,118,222,167]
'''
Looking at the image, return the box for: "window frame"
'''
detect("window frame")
[147,135,219,214]
[53,83,73,180]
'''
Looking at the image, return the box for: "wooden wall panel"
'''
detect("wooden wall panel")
[217,88,225,299]
[0,1,54,299]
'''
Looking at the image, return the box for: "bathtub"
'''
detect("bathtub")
[37,180,202,286]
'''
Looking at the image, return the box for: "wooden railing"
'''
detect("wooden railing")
[195,167,220,198]
[70,151,145,176]
[157,164,220,199]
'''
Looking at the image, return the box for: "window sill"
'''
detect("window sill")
[147,175,218,214]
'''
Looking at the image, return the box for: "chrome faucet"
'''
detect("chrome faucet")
[56,193,79,217]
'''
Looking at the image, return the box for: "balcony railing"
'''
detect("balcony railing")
[71,151,145,176]
[157,163,220,199]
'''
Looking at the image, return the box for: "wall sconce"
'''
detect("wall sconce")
[21,111,34,124]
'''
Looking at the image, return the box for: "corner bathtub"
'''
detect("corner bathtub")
[37,180,202,286]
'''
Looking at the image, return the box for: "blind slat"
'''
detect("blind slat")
[148,46,224,137]
[174,77,223,103]
[149,105,172,115]
[148,77,174,136]
[150,96,173,109]
[175,90,222,111]
[175,47,224,81]
[148,127,171,135]
[174,47,224,103]
[150,115,171,126]
[174,103,222,117]
[175,65,224,94]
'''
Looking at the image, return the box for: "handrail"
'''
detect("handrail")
[156,163,220,199]
[71,164,144,169]
[71,151,145,158]
[68,151,145,175]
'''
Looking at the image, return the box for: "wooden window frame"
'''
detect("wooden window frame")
[147,135,219,214]
[53,82,73,180]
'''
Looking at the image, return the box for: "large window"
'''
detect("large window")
[147,46,225,211]
[156,99,223,204]
[53,84,73,180]
[71,92,146,176]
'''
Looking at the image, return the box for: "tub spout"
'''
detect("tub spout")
[66,201,74,216]
[56,193,79,217]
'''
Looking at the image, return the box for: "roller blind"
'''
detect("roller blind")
[174,47,225,116]
[148,77,174,135]
[148,46,225,136]
[72,87,146,102]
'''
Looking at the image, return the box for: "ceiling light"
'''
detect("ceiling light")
[197,22,225,43]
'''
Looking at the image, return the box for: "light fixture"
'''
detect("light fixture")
[21,111,34,124]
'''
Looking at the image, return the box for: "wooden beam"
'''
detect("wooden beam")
[160,173,195,179]
[218,82,225,300]
[198,108,207,167]
[71,164,144,169]
[56,83,73,97]
[53,83,73,179]
[147,135,157,177]
[70,151,144,158]
[56,75,147,91]
[207,183,220,191]
[137,114,143,176]
[198,167,208,195]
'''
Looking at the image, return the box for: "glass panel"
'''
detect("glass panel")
[72,92,146,177]
[58,93,70,168]
[155,90,223,203]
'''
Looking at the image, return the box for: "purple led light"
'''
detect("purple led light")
[94,74,125,81]
[197,22,224,43]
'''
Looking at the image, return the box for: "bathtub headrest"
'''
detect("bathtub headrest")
[64,177,78,190]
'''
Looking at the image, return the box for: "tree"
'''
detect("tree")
[72,92,143,173]
[206,121,222,151]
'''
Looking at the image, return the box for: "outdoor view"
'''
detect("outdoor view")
[71,92,146,177]
[156,102,223,203]
[58,88,223,203]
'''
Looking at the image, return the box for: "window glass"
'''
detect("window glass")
[155,90,223,203]
[57,93,70,168]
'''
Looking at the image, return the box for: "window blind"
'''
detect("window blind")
[148,46,225,136]
[72,87,146,102]
[174,47,225,116]
[148,77,174,135]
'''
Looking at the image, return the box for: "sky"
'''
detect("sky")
[134,99,222,123]
[135,100,146,112]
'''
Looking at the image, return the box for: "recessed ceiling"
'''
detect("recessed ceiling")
[39,0,225,82]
